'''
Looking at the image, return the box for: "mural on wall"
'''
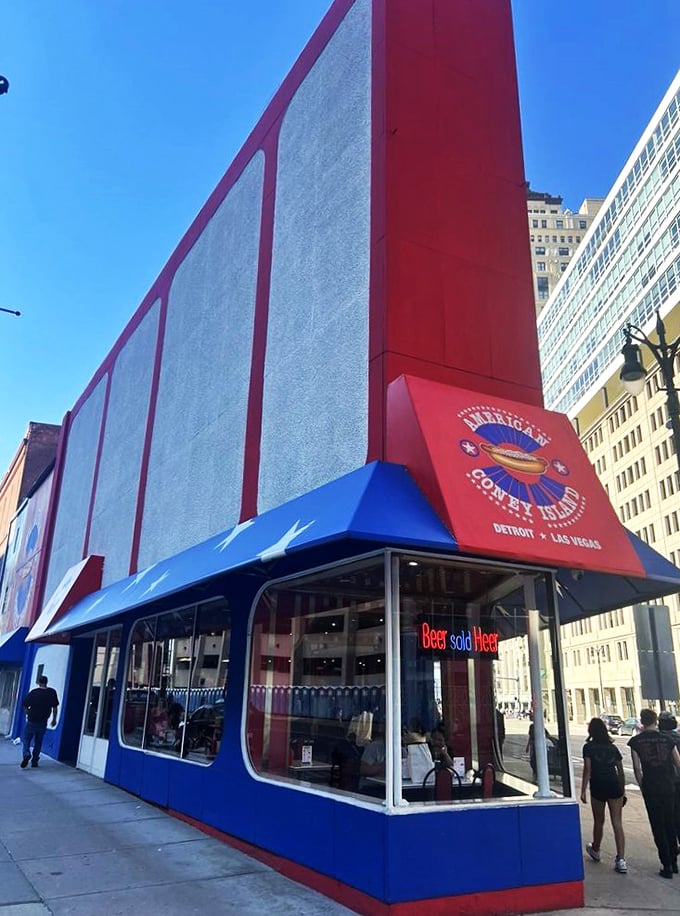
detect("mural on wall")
[0,471,53,633]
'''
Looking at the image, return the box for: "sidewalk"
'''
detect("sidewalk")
[0,739,356,915]
[534,783,680,916]
[1,737,678,916]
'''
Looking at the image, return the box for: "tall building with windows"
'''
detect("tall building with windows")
[536,69,680,724]
[527,188,603,313]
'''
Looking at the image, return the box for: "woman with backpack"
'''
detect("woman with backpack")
[580,716,627,874]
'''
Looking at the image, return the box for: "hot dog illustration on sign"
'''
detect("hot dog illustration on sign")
[458,405,585,530]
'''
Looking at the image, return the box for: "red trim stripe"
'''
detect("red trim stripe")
[129,295,168,574]
[31,411,72,619]
[240,133,281,520]
[367,0,387,463]
[82,371,112,557]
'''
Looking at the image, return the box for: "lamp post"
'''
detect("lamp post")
[495,675,521,710]
[620,310,678,713]
[595,645,606,715]
[1,307,20,317]
[620,309,680,478]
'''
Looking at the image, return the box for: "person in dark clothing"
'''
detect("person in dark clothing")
[526,721,537,777]
[330,731,363,791]
[629,708,680,878]
[495,708,506,757]
[21,675,59,768]
[658,711,680,848]
[580,717,627,873]
[526,719,551,779]
[428,728,454,768]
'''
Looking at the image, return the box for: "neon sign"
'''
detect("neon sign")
[418,621,498,656]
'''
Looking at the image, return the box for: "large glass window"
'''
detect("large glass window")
[83,629,121,739]
[246,552,569,807]
[399,556,569,803]
[246,558,386,802]
[122,598,231,764]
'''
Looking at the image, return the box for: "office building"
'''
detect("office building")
[527,188,603,313]
[536,69,680,723]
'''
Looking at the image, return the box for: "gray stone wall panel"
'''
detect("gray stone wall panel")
[43,380,106,602]
[88,302,160,586]
[138,152,264,567]
[258,0,372,513]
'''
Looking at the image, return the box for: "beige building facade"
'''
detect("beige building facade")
[564,315,680,724]
[527,188,603,314]
[532,70,680,727]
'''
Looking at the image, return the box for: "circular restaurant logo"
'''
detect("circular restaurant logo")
[457,405,585,529]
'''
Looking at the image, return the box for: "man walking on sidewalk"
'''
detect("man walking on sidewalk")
[629,708,680,879]
[658,711,680,848]
[21,675,59,769]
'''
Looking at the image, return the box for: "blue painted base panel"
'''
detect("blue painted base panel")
[106,747,584,904]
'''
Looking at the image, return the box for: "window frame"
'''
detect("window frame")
[242,548,570,810]
[121,595,231,765]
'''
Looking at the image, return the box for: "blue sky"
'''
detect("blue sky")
[0,1,678,474]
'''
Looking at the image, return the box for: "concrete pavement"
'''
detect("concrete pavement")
[535,781,680,916]
[0,737,356,915]
[1,736,678,915]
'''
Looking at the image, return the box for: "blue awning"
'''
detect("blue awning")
[32,461,680,641]
[0,627,28,664]
[553,531,680,623]
[39,462,457,638]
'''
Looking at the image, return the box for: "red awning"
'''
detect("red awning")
[386,375,644,578]
[26,555,104,643]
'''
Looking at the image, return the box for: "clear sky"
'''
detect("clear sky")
[0,1,678,474]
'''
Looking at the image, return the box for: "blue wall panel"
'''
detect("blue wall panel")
[59,638,92,766]
[332,801,387,900]
[251,779,337,875]
[385,806,522,901]
[140,753,170,806]
[167,758,207,818]
[202,764,258,844]
[104,735,122,786]
[117,746,144,797]
[518,803,584,884]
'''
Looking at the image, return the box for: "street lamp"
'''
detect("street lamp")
[620,309,680,478]
[495,675,521,710]
[619,313,678,714]
[1,307,20,316]
[594,645,606,715]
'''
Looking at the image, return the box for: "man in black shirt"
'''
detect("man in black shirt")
[21,675,59,769]
[629,708,680,878]
[658,712,680,849]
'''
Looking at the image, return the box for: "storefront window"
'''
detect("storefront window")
[122,598,230,764]
[246,552,569,806]
[399,555,569,803]
[83,629,121,740]
[246,558,386,802]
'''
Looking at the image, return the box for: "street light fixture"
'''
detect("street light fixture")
[0,307,20,317]
[594,645,606,715]
[495,674,521,709]
[620,312,679,714]
[620,309,680,478]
